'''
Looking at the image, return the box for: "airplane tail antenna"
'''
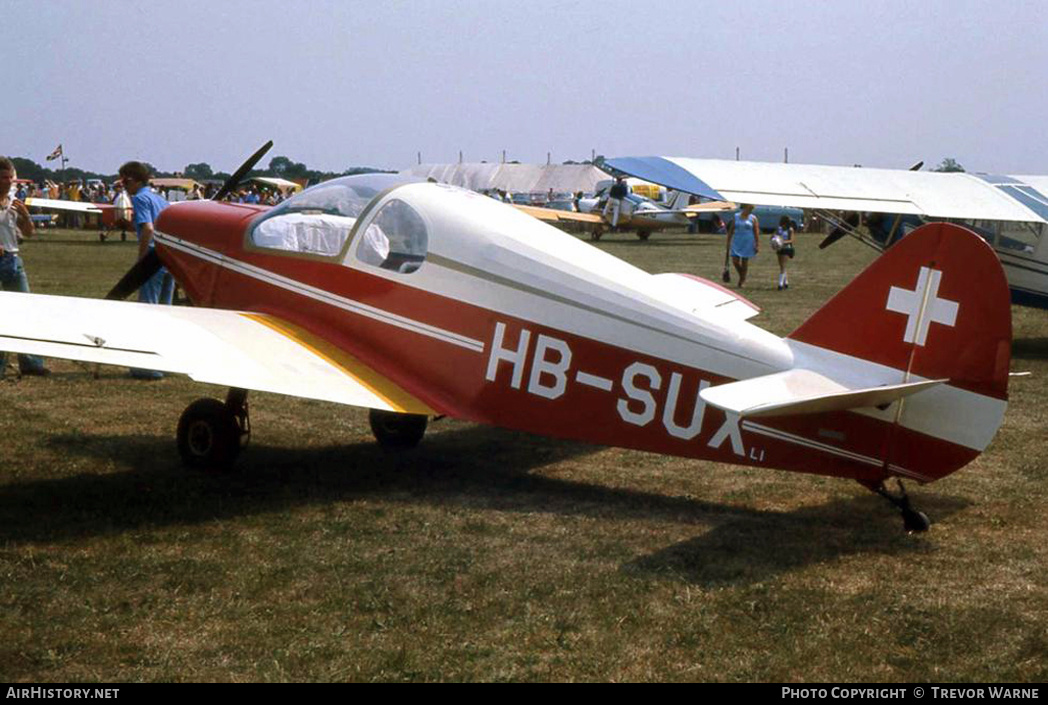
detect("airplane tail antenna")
[788,222,1011,403]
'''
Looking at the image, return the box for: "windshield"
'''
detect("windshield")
[268,173,419,219]
[250,173,421,257]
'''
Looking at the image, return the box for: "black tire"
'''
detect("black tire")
[369,409,428,449]
[590,229,603,241]
[903,509,931,533]
[177,398,242,469]
[637,231,651,241]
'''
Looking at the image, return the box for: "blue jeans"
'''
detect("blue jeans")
[138,266,175,306]
[0,253,47,375]
[130,263,174,379]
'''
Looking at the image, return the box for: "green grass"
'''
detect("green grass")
[1,226,1046,682]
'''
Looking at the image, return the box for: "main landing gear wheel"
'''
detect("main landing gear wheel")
[590,228,604,241]
[177,389,250,470]
[369,409,428,449]
[636,231,651,241]
[870,479,931,533]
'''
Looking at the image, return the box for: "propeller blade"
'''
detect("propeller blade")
[105,249,162,300]
[212,140,273,202]
[908,160,924,171]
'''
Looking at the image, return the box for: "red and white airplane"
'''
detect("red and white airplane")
[0,168,1012,531]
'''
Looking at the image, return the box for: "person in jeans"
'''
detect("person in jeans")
[118,161,173,379]
[0,157,50,377]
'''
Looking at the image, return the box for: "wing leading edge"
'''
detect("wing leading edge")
[0,292,434,415]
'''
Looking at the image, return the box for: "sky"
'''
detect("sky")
[6,0,1048,175]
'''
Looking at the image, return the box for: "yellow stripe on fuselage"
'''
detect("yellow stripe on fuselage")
[241,313,434,415]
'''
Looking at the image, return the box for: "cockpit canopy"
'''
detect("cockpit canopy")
[250,173,425,265]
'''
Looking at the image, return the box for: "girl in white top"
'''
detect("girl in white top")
[773,215,796,290]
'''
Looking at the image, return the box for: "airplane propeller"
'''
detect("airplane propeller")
[105,249,163,300]
[104,141,274,300]
[212,140,274,202]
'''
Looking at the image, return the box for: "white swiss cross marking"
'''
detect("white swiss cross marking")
[885,266,959,346]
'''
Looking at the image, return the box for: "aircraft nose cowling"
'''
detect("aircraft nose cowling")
[156,200,267,256]
[153,200,268,306]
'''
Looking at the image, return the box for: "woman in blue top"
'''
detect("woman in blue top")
[724,204,759,287]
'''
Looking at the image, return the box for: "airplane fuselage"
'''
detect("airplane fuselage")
[154,185,1002,488]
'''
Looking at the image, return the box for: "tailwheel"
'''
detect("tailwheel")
[590,227,604,241]
[176,389,250,470]
[369,408,428,449]
[870,479,931,533]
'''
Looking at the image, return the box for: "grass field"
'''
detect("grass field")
[1,226,1046,682]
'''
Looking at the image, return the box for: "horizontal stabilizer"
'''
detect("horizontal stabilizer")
[700,368,947,418]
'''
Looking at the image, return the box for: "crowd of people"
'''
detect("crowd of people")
[16,178,290,212]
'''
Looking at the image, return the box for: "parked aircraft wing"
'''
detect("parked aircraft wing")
[24,197,106,214]
[700,368,946,418]
[604,156,725,201]
[607,157,1047,223]
[513,204,605,224]
[0,292,434,415]
[681,201,738,213]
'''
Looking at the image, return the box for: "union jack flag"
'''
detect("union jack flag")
[46,144,63,161]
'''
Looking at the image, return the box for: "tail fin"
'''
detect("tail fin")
[788,223,1011,482]
[790,222,1011,401]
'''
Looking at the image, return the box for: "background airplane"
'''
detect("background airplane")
[0,144,1014,532]
[605,156,1048,309]
[518,177,735,240]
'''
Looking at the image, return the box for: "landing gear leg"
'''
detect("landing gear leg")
[176,388,251,470]
[870,479,931,532]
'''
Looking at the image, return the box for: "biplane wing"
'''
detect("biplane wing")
[0,291,434,415]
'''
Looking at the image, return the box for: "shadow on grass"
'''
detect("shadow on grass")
[626,492,970,587]
[1012,337,1048,361]
[0,423,968,583]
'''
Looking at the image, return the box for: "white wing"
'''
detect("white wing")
[0,292,434,414]
[24,197,105,214]
[608,157,1046,223]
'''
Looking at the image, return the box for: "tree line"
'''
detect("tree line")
[8,155,393,185]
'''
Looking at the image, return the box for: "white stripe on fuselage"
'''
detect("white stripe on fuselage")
[156,232,485,353]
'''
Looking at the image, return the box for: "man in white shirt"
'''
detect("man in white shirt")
[0,157,49,377]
